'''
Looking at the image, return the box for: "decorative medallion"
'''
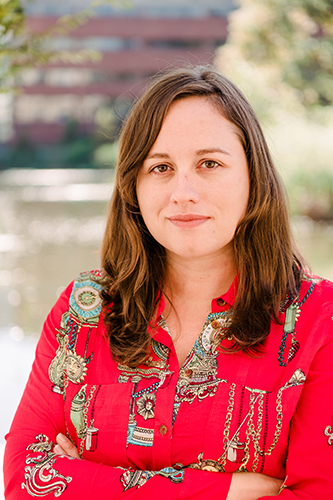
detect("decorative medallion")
[65,352,88,384]
[136,393,156,420]
[69,276,103,326]
[49,273,102,390]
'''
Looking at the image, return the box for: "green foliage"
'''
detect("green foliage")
[265,113,333,220]
[218,0,333,110]
[0,0,25,90]
[217,0,333,220]
[93,141,119,168]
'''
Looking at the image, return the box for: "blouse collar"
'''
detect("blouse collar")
[154,274,238,321]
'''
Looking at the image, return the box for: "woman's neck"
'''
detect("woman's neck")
[162,249,237,367]
[164,248,237,305]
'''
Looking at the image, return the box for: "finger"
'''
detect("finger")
[53,444,66,456]
[56,433,80,459]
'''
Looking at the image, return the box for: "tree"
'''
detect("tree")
[217,0,333,113]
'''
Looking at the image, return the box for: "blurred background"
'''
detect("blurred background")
[1,0,333,495]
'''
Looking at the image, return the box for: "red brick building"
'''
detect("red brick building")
[11,0,235,144]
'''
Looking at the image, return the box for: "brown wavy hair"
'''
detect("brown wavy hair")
[100,65,303,367]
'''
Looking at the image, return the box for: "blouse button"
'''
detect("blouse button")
[211,320,221,329]
[185,369,193,377]
[159,424,168,435]
[216,298,226,307]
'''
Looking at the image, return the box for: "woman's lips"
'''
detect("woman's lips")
[167,214,210,228]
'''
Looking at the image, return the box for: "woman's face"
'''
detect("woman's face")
[136,96,250,263]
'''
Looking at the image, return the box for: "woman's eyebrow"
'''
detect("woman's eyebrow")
[146,152,170,160]
[146,148,231,160]
[196,147,231,156]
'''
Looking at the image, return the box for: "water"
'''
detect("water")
[1,168,333,497]
[0,169,113,334]
[0,168,112,498]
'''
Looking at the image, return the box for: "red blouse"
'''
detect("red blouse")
[4,270,333,499]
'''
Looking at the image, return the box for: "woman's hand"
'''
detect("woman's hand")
[53,433,80,459]
[227,472,283,500]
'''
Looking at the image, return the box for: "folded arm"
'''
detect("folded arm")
[4,286,235,500]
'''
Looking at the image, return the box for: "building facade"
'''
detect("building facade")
[9,0,235,144]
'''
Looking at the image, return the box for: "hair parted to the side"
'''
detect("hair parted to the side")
[100,65,304,367]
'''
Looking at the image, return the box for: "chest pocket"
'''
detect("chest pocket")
[197,368,306,476]
[64,382,132,467]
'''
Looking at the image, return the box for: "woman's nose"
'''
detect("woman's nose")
[170,173,200,204]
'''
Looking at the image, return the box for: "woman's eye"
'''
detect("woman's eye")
[202,160,219,169]
[152,164,170,173]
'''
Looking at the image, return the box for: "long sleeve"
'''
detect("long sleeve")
[3,283,232,500]
[259,332,333,499]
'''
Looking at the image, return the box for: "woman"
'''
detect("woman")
[4,66,333,499]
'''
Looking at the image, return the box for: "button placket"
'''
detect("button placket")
[151,355,179,470]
